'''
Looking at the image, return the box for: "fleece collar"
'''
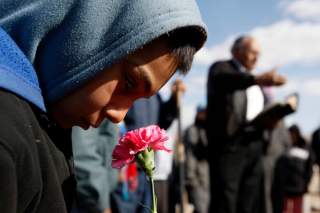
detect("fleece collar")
[0,28,45,111]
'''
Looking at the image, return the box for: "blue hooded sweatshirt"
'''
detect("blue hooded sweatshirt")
[0,0,207,108]
[0,28,46,111]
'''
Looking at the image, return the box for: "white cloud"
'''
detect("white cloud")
[194,20,320,70]
[303,79,320,96]
[275,78,320,97]
[269,77,320,134]
[252,20,320,69]
[195,0,320,69]
[181,75,207,128]
[185,75,206,95]
[180,104,197,129]
[280,80,300,93]
[194,38,233,66]
[282,0,320,21]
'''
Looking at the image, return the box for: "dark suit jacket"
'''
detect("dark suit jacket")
[206,60,265,153]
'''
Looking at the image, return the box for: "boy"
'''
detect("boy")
[0,0,207,212]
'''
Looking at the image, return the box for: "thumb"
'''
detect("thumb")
[271,65,281,74]
[269,68,277,74]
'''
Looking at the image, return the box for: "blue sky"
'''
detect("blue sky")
[161,0,320,136]
[197,0,282,46]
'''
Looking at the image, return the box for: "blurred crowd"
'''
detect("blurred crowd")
[71,35,320,213]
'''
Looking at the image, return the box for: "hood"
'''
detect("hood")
[0,0,207,103]
[0,27,46,111]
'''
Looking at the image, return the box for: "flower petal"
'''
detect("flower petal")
[111,125,171,169]
[149,136,171,152]
[112,144,135,168]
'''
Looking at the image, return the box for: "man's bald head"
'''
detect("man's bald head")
[231,35,260,72]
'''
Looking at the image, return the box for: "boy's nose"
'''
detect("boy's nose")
[104,108,129,123]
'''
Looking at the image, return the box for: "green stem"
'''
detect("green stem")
[150,177,157,213]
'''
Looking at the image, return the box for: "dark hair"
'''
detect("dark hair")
[289,124,307,147]
[289,124,301,136]
[168,27,206,74]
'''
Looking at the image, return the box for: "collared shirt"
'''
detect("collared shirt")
[232,58,264,121]
[246,85,264,121]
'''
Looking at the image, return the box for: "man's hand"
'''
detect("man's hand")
[286,93,299,111]
[103,208,112,213]
[171,79,186,96]
[255,68,287,87]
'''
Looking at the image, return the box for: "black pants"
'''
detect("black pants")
[210,142,264,213]
[154,180,169,213]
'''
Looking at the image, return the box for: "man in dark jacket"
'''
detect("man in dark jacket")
[206,35,286,213]
[0,1,207,212]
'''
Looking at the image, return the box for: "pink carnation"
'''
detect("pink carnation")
[112,125,170,169]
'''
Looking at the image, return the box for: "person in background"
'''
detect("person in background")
[272,124,313,213]
[183,106,210,213]
[0,0,207,212]
[72,120,119,213]
[311,126,320,169]
[261,88,292,213]
[311,126,320,212]
[124,79,186,213]
[263,120,292,213]
[206,35,286,213]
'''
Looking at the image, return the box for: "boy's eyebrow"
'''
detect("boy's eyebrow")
[136,66,152,95]
[125,58,153,95]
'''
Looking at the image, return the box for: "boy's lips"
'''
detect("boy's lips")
[85,116,104,128]
[79,118,90,130]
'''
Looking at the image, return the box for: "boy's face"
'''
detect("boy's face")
[50,38,177,129]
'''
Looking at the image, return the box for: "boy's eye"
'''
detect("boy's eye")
[124,72,136,91]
